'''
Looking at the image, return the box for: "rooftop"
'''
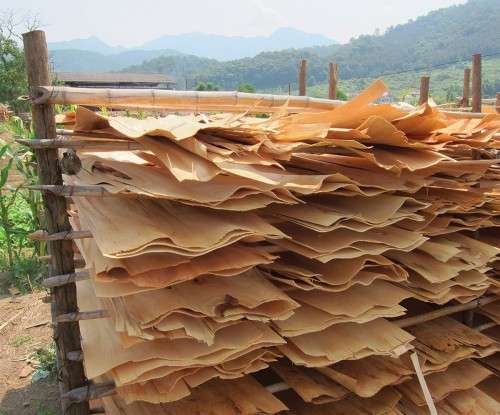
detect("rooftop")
[53,72,175,84]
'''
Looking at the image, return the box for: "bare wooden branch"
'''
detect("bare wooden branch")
[471,53,482,113]
[395,296,499,328]
[43,270,90,289]
[62,381,116,404]
[29,230,92,241]
[16,138,142,151]
[31,185,113,198]
[56,310,110,323]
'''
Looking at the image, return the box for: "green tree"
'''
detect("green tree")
[0,11,39,113]
[237,83,256,93]
[194,81,219,91]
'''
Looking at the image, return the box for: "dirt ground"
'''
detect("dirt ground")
[0,291,61,415]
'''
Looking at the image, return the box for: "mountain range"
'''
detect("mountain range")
[48,0,499,96]
[48,27,335,64]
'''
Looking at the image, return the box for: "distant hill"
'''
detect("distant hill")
[49,49,184,72]
[140,28,335,60]
[48,27,336,71]
[124,0,500,92]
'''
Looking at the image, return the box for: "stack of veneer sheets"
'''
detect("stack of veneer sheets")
[64,80,500,414]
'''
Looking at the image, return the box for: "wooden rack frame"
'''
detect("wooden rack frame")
[22,30,498,415]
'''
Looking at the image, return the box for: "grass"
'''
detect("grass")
[11,334,33,347]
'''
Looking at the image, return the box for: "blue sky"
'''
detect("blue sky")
[6,0,466,45]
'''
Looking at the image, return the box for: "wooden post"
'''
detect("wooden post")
[462,68,470,107]
[496,92,500,113]
[23,30,89,415]
[288,83,291,96]
[328,62,338,100]
[419,76,430,105]
[471,53,482,113]
[298,59,307,96]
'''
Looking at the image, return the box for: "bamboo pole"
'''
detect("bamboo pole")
[34,86,344,113]
[496,92,500,114]
[419,76,430,105]
[299,59,307,96]
[40,255,86,268]
[328,63,338,100]
[43,270,91,289]
[475,321,497,332]
[395,296,499,328]
[462,68,470,107]
[23,30,89,415]
[31,86,487,119]
[29,229,93,241]
[471,53,482,113]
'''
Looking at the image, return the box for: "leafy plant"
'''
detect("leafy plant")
[31,344,57,377]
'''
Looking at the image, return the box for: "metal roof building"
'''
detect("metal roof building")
[53,72,176,89]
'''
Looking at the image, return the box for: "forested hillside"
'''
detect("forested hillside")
[125,0,500,92]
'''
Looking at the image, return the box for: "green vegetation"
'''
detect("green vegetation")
[0,22,28,113]
[0,118,47,294]
[194,81,219,91]
[237,83,256,93]
[125,0,500,95]
[11,334,33,347]
[32,344,57,376]
[306,57,500,104]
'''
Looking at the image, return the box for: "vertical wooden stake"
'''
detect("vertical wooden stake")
[328,62,338,100]
[23,30,89,415]
[299,59,307,96]
[419,76,430,105]
[288,83,291,96]
[471,53,482,113]
[496,92,500,114]
[462,68,470,107]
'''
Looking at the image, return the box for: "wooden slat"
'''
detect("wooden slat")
[43,270,91,289]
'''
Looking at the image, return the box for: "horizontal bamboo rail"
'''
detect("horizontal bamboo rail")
[475,321,497,332]
[43,270,91,289]
[29,229,93,241]
[395,295,499,328]
[34,86,343,113]
[32,86,486,118]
